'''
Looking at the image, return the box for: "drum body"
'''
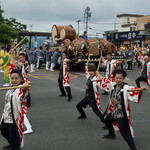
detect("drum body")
[51,25,73,40]
[60,27,76,41]
[100,40,116,54]
[71,38,85,51]
[87,39,99,55]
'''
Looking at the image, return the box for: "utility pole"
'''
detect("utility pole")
[76,20,81,36]
[114,22,116,30]
[84,6,91,34]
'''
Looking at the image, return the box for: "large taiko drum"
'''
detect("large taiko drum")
[71,38,85,51]
[100,40,116,54]
[63,39,71,46]
[51,25,73,40]
[101,40,110,47]
[86,39,99,55]
[87,39,99,47]
[60,26,76,41]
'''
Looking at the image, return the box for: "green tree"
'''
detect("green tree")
[0,4,4,23]
[5,17,27,31]
[0,23,18,46]
[0,4,27,46]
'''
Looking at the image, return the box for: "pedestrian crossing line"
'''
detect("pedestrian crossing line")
[28,74,41,79]
[28,73,78,80]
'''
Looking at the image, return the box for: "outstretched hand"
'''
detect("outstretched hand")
[140,86,147,91]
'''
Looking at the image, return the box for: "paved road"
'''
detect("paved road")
[0,66,150,150]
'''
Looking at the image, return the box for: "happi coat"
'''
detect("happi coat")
[63,59,70,87]
[102,58,119,82]
[138,55,150,85]
[85,68,102,111]
[100,77,142,137]
[0,84,28,147]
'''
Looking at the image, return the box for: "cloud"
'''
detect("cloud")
[1,0,150,35]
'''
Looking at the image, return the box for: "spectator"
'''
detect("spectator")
[50,49,61,71]
[28,48,37,72]
[37,46,45,69]
[81,31,88,41]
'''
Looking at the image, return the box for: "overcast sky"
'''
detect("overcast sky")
[1,0,150,37]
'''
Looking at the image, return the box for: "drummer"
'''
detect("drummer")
[81,31,88,41]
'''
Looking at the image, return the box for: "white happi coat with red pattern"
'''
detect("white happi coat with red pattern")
[100,77,142,137]
[9,64,28,115]
[63,59,70,87]
[0,87,28,147]
[102,58,119,82]
[85,68,102,111]
[138,55,150,85]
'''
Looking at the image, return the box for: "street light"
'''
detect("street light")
[76,20,81,36]
[30,25,33,32]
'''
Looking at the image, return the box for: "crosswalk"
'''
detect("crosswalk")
[28,69,78,80]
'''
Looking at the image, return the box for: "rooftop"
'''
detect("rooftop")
[117,14,144,18]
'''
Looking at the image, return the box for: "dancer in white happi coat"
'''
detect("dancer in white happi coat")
[0,68,29,150]
[101,53,120,95]
[97,69,146,150]
[76,65,104,123]
[9,51,33,135]
[58,52,73,101]
[136,55,150,87]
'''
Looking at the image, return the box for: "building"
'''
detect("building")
[105,14,150,47]
[117,14,144,32]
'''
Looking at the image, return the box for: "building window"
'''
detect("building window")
[127,17,130,23]
[132,27,136,31]
[130,27,132,31]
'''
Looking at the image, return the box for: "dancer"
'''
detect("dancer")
[58,52,73,101]
[97,69,146,150]
[45,47,52,70]
[50,49,61,71]
[10,51,33,135]
[135,55,150,88]
[28,48,37,72]
[0,69,29,150]
[0,46,11,86]
[76,65,103,123]
[101,53,120,95]
[0,46,5,72]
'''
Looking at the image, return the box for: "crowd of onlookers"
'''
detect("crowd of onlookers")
[18,46,62,72]
[1,40,150,74]
[116,44,150,70]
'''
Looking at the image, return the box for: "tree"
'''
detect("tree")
[0,4,4,23]
[5,17,27,31]
[0,4,27,46]
[0,23,18,46]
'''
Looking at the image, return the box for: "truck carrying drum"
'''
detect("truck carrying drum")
[50,25,125,70]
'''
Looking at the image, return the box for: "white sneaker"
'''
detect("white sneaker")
[24,128,33,135]
[0,70,4,72]
[3,83,10,87]
[50,69,54,71]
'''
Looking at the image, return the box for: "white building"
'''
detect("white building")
[117,14,144,32]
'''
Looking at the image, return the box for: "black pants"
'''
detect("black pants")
[127,61,132,70]
[27,92,31,107]
[104,113,137,150]
[1,123,20,150]
[39,60,43,69]
[135,76,147,88]
[58,75,72,98]
[76,97,103,120]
